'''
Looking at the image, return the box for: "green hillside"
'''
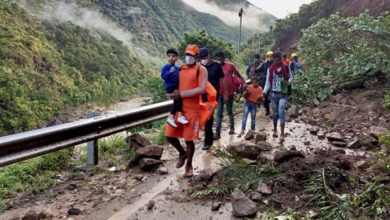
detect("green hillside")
[73,0,263,58]
[0,1,155,135]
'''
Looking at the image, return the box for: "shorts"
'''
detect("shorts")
[165,111,200,141]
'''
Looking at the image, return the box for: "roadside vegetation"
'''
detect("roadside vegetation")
[0,2,155,135]
[0,134,137,212]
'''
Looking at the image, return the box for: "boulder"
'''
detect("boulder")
[287,105,299,118]
[22,211,39,220]
[249,192,263,203]
[369,126,388,135]
[326,132,346,142]
[355,160,370,170]
[156,166,168,175]
[331,141,348,147]
[255,132,267,143]
[244,130,255,140]
[304,141,311,146]
[257,141,272,151]
[231,188,257,217]
[310,127,319,135]
[126,134,151,151]
[146,200,155,210]
[347,138,361,149]
[360,135,379,149]
[139,158,162,171]
[211,201,222,211]
[68,208,80,215]
[197,169,216,183]
[274,150,305,163]
[129,145,163,165]
[255,181,273,195]
[313,98,320,106]
[227,142,262,160]
[317,131,326,139]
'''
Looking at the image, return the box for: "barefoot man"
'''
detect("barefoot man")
[165,44,208,177]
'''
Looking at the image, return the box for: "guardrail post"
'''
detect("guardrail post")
[87,112,99,165]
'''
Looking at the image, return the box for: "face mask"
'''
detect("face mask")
[201,59,208,66]
[185,55,196,65]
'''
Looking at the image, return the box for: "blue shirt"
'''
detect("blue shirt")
[161,64,180,89]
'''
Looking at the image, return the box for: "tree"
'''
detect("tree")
[177,29,235,61]
[292,11,390,103]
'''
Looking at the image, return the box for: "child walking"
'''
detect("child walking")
[161,48,188,127]
[238,77,264,137]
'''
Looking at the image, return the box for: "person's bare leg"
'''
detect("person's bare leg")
[273,123,278,137]
[167,137,186,168]
[183,141,195,177]
[280,123,285,142]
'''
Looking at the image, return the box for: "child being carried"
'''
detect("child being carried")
[161,48,188,127]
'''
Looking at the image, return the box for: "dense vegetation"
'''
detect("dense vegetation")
[272,0,337,44]
[0,2,155,135]
[239,31,274,66]
[72,0,274,61]
[293,11,390,103]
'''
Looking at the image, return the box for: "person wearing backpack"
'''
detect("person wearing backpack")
[290,53,304,74]
[246,54,263,79]
[199,48,227,150]
[214,51,244,139]
[254,51,273,115]
[263,52,293,142]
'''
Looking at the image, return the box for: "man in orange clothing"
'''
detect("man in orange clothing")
[165,44,208,177]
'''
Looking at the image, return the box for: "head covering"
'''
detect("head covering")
[185,44,200,56]
[199,48,210,58]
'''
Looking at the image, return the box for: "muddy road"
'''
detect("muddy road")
[1,90,389,220]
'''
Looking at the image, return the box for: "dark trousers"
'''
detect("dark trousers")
[264,92,270,113]
[166,86,182,115]
[216,95,234,134]
[204,114,214,145]
[259,84,270,113]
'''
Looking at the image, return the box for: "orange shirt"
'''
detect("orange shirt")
[245,85,263,104]
[282,59,291,66]
[179,63,208,113]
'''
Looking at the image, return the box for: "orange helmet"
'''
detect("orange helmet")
[185,44,200,56]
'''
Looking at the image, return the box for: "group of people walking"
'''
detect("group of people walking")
[161,44,303,177]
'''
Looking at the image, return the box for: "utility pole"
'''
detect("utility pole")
[258,33,261,55]
[237,8,243,68]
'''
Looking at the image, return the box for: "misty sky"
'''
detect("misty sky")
[247,0,314,18]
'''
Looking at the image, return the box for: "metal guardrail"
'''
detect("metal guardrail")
[0,100,173,167]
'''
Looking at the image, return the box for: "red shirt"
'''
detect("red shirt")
[220,61,239,96]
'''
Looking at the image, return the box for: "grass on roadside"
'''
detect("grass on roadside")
[188,150,283,198]
[0,149,74,212]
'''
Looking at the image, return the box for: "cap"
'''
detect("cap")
[185,44,200,56]
[266,51,273,56]
[199,48,210,58]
